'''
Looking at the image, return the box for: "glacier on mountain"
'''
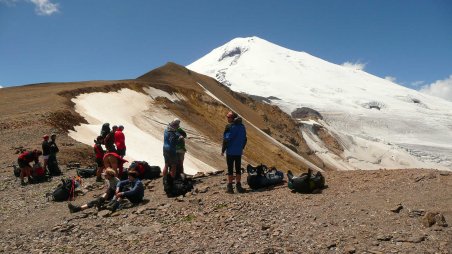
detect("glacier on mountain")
[188,36,452,170]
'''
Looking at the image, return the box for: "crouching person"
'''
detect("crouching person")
[68,168,119,213]
[106,169,144,212]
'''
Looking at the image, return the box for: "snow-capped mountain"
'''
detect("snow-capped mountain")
[188,36,452,170]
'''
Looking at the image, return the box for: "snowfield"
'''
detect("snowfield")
[188,36,452,170]
[68,88,217,175]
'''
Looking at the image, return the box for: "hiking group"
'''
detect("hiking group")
[15,110,324,214]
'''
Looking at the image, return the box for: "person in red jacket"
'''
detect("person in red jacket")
[94,136,105,182]
[103,152,128,179]
[115,125,126,158]
[18,150,42,185]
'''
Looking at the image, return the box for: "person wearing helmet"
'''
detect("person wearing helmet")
[222,111,247,193]
[17,150,42,185]
[41,135,50,172]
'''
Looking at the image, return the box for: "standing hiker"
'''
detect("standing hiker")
[115,125,126,158]
[175,119,187,175]
[17,150,42,185]
[162,119,183,178]
[41,134,50,172]
[48,133,61,176]
[104,125,117,153]
[94,136,105,182]
[222,111,247,193]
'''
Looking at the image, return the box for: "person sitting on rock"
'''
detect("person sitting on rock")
[106,169,144,212]
[17,149,42,185]
[103,151,128,179]
[67,168,119,213]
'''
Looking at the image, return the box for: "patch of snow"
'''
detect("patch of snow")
[69,88,216,175]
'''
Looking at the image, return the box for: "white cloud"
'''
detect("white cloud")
[385,76,397,83]
[29,0,58,15]
[420,75,452,101]
[0,0,59,15]
[342,61,366,71]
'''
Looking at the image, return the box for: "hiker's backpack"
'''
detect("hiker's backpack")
[29,162,50,184]
[163,174,193,197]
[13,165,20,177]
[100,123,110,139]
[77,168,97,178]
[129,161,161,180]
[51,178,76,202]
[246,164,284,190]
[287,169,325,193]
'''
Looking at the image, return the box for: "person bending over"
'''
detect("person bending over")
[17,150,42,185]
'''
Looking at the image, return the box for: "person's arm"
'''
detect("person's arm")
[221,124,232,155]
[122,180,144,197]
[178,128,187,138]
[243,127,247,149]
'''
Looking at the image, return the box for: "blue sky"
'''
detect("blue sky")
[1,0,451,98]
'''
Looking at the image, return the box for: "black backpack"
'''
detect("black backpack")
[246,164,284,190]
[77,168,97,178]
[129,161,161,180]
[287,169,325,193]
[13,165,20,178]
[163,174,193,197]
[51,178,76,202]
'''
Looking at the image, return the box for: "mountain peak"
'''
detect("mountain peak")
[188,37,452,170]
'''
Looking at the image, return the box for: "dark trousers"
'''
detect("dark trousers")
[226,155,242,176]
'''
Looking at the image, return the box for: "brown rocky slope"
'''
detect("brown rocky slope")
[0,63,450,253]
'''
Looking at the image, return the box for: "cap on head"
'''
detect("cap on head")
[112,125,118,129]
[170,118,180,128]
[43,135,49,140]
[118,125,124,130]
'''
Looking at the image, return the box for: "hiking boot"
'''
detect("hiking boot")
[21,181,27,186]
[226,183,234,194]
[68,203,81,213]
[236,182,245,193]
[96,176,103,182]
[106,200,120,212]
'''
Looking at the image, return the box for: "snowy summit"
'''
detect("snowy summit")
[188,36,452,170]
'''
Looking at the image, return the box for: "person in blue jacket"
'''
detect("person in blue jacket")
[221,111,247,193]
[163,119,183,178]
[106,169,144,211]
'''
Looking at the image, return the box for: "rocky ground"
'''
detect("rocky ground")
[0,164,451,254]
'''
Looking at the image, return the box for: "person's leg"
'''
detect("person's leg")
[178,152,185,174]
[96,158,104,181]
[226,155,234,193]
[234,156,245,193]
